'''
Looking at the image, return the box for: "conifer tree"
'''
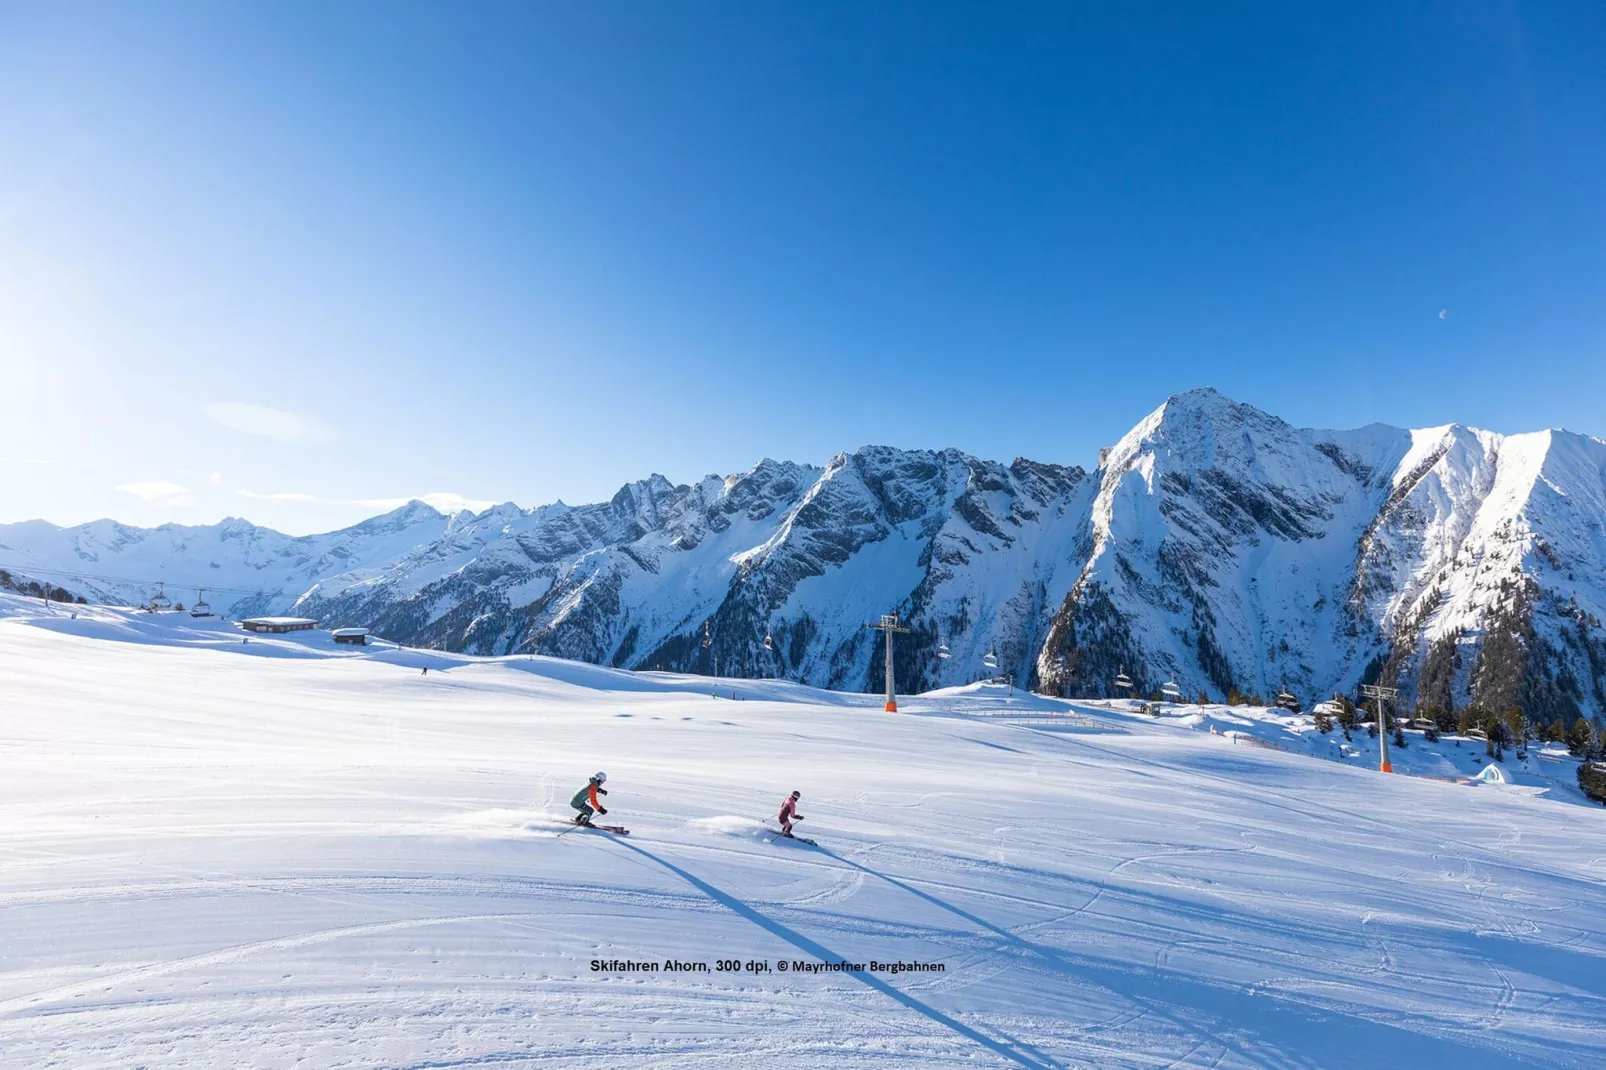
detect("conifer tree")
[1487,716,1512,762]
[1503,706,1529,760]
[1578,761,1606,805]
[1435,706,1458,735]
[1568,718,1592,756]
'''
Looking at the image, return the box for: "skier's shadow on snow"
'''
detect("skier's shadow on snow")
[813,847,1272,1068]
[610,838,1057,1070]
[816,846,1040,953]
[813,850,1539,1070]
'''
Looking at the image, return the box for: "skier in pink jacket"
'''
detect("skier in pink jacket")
[777,790,804,837]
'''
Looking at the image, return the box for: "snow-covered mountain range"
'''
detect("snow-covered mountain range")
[5,389,1604,718]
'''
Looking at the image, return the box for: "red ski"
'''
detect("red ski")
[586,824,630,835]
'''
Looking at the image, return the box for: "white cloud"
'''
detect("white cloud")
[117,481,191,503]
[237,489,321,503]
[1438,308,1448,320]
[357,492,498,515]
[209,471,222,485]
[203,402,334,443]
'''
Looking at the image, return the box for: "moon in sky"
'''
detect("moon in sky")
[1438,309,1448,320]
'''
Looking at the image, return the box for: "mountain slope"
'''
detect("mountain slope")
[0,501,452,618]
[4,390,1603,717]
[1039,389,1412,703]
[1038,390,1606,719]
[297,448,1090,694]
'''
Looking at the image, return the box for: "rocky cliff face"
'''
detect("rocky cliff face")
[293,447,1091,694]
[1035,391,1606,720]
[5,389,1603,717]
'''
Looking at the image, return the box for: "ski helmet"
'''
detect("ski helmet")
[593,771,607,783]
[790,790,801,799]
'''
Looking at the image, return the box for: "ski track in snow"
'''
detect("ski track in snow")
[2,601,1605,1068]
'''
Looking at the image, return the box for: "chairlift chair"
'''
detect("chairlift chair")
[1160,678,1184,703]
[937,640,951,660]
[149,581,171,611]
[763,627,774,652]
[190,588,214,618]
[983,644,999,672]
[1113,668,1134,694]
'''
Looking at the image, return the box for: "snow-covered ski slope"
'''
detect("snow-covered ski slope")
[3,599,1604,1068]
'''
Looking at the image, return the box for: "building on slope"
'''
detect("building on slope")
[241,617,318,634]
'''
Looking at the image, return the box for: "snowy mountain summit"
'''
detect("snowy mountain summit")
[5,388,1604,718]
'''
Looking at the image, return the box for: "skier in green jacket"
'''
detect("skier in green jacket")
[570,772,608,826]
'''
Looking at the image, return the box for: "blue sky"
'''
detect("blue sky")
[1,1,1602,534]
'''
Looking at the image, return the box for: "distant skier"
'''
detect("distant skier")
[777,790,804,837]
[571,772,609,826]
[421,666,428,675]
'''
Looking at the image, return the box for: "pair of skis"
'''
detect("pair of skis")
[564,821,812,844]
[769,829,817,846]
[561,819,629,836]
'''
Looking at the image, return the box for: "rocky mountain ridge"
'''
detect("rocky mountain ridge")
[4,389,1603,719]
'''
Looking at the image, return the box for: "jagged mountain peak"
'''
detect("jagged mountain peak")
[1139,388,1299,459]
[1101,389,1231,478]
[353,500,447,529]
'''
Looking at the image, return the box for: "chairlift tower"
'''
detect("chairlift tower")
[866,613,911,712]
[1360,683,1398,773]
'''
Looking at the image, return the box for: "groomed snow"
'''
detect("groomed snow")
[2,597,1604,1068]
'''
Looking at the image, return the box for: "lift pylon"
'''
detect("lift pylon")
[866,613,912,712]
